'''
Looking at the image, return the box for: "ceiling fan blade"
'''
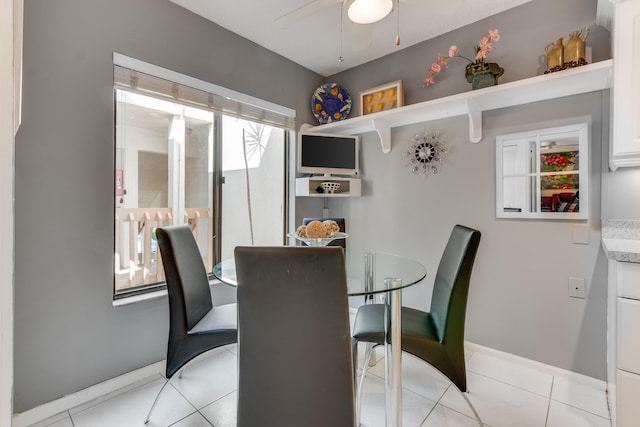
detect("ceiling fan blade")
[400,0,463,14]
[274,0,338,29]
[352,23,372,52]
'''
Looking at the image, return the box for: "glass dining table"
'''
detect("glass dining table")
[213,247,427,427]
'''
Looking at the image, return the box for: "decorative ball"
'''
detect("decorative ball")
[323,220,340,238]
[305,220,327,238]
[295,225,307,238]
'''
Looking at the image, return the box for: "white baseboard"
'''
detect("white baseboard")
[465,341,608,391]
[12,341,608,427]
[12,362,164,427]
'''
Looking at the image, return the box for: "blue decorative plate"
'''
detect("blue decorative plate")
[311,83,352,124]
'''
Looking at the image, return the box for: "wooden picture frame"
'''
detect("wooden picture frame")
[359,80,404,116]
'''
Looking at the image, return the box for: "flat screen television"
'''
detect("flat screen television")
[297,131,360,177]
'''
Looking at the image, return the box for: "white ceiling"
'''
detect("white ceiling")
[169,0,532,77]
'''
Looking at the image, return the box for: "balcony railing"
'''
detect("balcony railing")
[115,207,213,293]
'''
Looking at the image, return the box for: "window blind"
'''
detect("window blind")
[113,63,295,130]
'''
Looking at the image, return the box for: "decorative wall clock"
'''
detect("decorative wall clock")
[405,130,448,177]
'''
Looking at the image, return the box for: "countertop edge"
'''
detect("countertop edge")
[601,238,640,263]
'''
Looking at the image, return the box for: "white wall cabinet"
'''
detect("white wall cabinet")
[614,261,640,426]
[610,0,640,169]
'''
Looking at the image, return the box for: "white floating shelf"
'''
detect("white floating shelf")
[308,60,613,152]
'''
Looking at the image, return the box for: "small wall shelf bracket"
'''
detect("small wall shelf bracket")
[465,98,482,143]
[371,118,391,153]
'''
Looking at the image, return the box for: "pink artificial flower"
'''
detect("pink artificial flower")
[424,28,500,88]
[479,45,490,59]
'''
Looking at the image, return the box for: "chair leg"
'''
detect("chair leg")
[356,343,378,427]
[178,367,185,379]
[144,375,175,424]
[366,343,378,367]
[458,388,484,427]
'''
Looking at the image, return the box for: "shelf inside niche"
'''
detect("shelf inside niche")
[307,60,613,153]
[295,176,361,197]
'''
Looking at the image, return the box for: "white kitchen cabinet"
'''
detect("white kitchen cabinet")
[613,260,640,426]
[610,0,640,169]
[618,298,640,373]
[617,370,640,426]
[617,260,640,298]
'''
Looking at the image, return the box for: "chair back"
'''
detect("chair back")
[429,225,481,345]
[156,225,214,337]
[234,246,355,427]
[303,217,346,248]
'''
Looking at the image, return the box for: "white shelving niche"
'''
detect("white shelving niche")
[295,176,361,197]
[307,60,613,153]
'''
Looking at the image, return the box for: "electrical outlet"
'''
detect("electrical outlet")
[568,277,586,299]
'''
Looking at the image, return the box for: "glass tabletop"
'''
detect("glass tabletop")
[212,248,427,296]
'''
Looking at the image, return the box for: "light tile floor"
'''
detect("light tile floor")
[28,335,611,427]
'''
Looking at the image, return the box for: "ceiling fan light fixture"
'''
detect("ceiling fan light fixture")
[348,0,393,24]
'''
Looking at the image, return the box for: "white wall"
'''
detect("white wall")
[328,94,608,379]
[0,0,16,423]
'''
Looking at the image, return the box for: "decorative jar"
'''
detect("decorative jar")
[545,38,564,70]
[564,28,589,64]
[465,62,504,90]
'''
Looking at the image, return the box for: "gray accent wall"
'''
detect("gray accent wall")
[14,0,322,413]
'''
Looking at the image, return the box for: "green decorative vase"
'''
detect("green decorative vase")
[465,62,504,90]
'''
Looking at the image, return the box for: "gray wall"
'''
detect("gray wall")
[14,0,322,412]
[299,0,613,379]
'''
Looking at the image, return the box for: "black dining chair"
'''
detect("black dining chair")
[234,246,355,427]
[352,224,482,426]
[303,217,346,248]
[145,225,238,424]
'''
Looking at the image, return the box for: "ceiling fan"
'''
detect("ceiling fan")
[273,0,426,29]
[274,0,459,58]
[274,0,403,57]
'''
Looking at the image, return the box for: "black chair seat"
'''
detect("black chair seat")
[353,305,439,345]
[188,302,237,335]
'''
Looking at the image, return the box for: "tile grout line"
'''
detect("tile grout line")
[465,369,553,400]
[420,383,448,426]
[544,376,554,427]
[547,375,611,420]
